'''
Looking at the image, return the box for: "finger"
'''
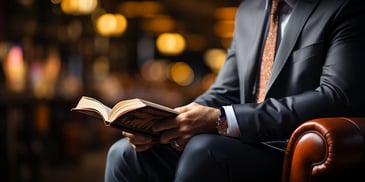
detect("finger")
[122,131,153,145]
[173,105,188,113]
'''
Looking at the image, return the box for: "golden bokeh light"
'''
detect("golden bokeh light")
[156,33,186,55]
[214,20,235,38]
[204,48,227,73]
[214,7,237,20]
[169,62,194,86]
[96,13,128,37]
[4,46,26,92]
[114,14,128,34]
[61,0,98,15]
[214,7,236,42]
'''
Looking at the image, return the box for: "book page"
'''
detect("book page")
[72,96,111,121]
[140,99,178,114]
[109,99,147,122]
[109,98,178,122]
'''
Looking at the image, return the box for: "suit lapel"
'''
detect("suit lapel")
[239,0,268,101]
[267,0,319,90]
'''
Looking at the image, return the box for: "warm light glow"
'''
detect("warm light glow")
[117,1,164,18]
[0,42,10,60]
[185,34,207,51]
[156,33,186,55]
[214,20,235,38]
[61,0,98,15]
[67,20,83,40]
[214,7,236,41]
[201,73,217,91]
[92,56,110,81]
[96,13,128,36]
[4,46,26,92]
[141,16,176,33]
[215,7,237,20]
[141,60,169,82]
[114,15,128,34]
[34,103,50,134]
[50,0,62,5]
[204,48,227,73]
[43,49,61,87]
[30,48,62,99]
[169,62,194,86]
[221,37,233,49]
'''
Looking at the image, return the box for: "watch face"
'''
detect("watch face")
[217,117,228,136]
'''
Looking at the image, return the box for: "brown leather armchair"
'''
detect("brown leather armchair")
[281,117,365,182]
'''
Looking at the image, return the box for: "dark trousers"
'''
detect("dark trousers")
[104,134,284,182]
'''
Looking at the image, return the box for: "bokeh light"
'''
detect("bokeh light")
[96,13,128,36]
[4,45,26,92]
[141,60,169,82]
[61,0,98,15]
[204,48,226,73]
[169,62,194,86]
[156,33,186,55]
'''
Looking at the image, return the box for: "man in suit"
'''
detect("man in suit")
[104,0,365,181]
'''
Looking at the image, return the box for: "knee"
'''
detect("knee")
[179,134,220,162]
[182,134,232,164]
[175,134,224,181]
[107,138,130,160]
[185,134,217,152]
[105,138,134,181]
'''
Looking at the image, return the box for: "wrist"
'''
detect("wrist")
[216,107,228,136]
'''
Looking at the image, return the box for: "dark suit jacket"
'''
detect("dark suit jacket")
[194,0,365,143]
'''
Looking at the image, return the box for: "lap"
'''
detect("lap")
[176,134,285,181]
[106,138,181,182]
[106,134,285,182]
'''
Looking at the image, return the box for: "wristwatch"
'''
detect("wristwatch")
[216,107,228,136]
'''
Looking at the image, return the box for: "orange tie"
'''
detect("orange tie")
[256,0,282,103]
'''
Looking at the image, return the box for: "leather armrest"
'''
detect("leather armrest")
[281,117,365,182]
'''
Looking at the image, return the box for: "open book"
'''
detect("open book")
[71,96,178,137]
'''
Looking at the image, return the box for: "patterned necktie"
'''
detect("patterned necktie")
[256,0,282,103]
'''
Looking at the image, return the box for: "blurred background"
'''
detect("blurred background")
[0,0,241,181]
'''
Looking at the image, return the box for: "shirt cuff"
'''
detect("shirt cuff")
[222,105,240,137]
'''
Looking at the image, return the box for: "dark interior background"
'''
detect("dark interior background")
[0,0,242,181]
